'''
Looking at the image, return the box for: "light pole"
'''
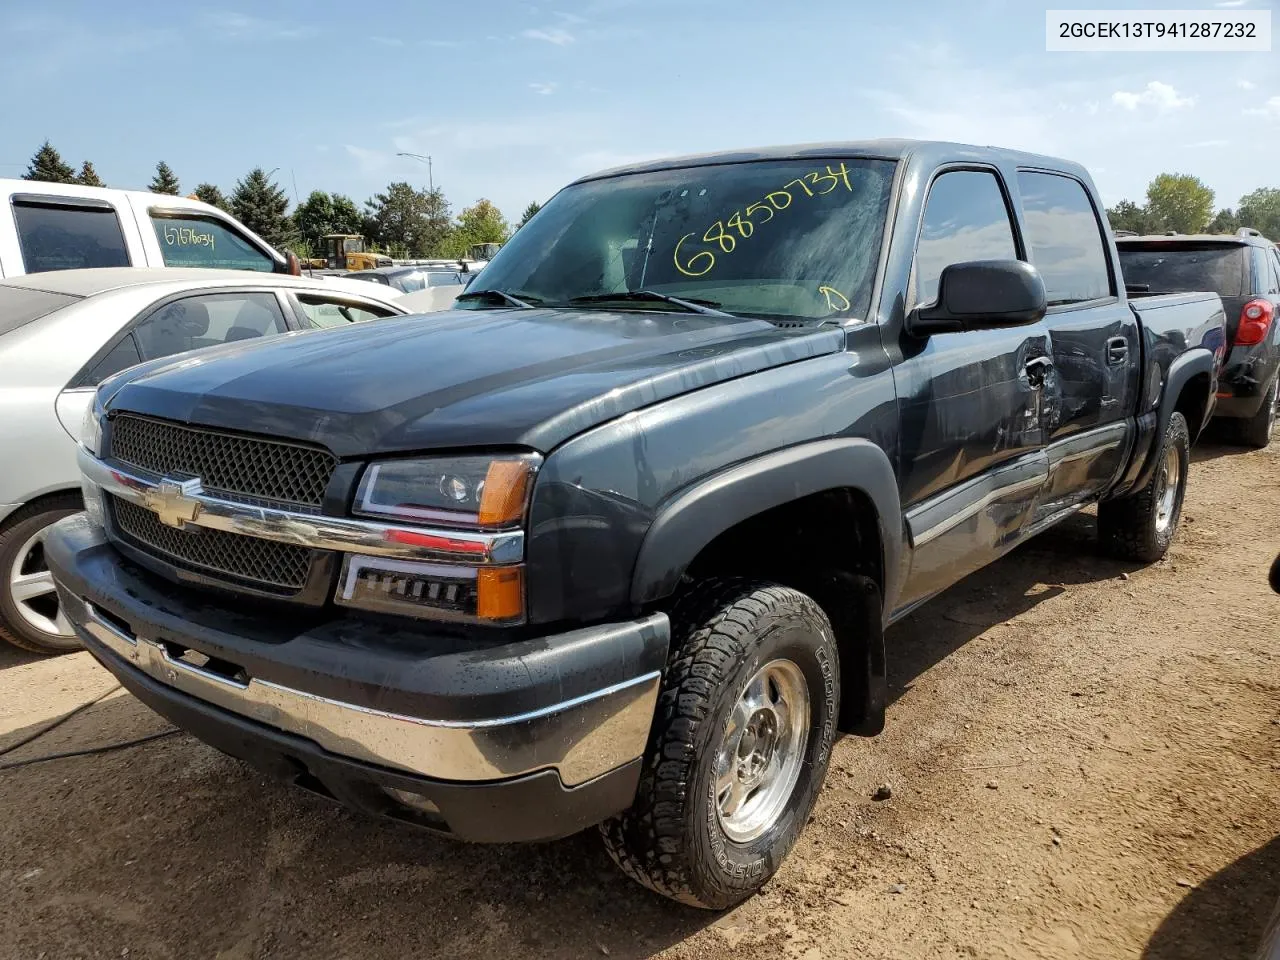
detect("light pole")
[396,152,433,194]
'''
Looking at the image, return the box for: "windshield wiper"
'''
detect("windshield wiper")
[454,289,540,309]
[568,290,733,317]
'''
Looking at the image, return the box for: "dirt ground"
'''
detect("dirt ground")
[2,438,1278,960]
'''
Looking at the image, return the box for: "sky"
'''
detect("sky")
[1,0,1277,222]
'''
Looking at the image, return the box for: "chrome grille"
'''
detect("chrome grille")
[110,495,312,591]
[110,415,336,509]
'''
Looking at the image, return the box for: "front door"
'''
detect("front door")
[1016,171,1140,519]
[893,167,1051,614]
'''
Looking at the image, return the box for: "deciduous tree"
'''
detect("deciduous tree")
[1145,173,1214,234]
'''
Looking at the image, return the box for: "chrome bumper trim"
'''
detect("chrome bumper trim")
[76,596,664,786]
[78,448,523,565]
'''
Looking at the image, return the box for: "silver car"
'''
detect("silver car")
[0,268,408,654]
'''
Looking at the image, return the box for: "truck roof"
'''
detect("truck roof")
[572,139,1089,184]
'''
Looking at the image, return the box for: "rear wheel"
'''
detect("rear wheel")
[1239,379,1277,449]
[0,497,83,655]
[1098,412,1189,563]
[600,579,840,910]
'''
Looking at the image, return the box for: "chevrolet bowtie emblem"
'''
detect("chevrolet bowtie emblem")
[143,477,204,529]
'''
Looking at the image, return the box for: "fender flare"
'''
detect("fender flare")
[629,438,903,611]
[1128,348,1215,495]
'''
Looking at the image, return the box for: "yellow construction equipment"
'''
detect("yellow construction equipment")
[323,234,392,271]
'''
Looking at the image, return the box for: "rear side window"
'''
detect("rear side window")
[1252,246,1279,295]
[132,292,288,360]
[914,170,1018,306]
[0,286,79,337]
[83,334,143,384]
[1117,244,1246,297]
[1016,172,1112,305]
[150,214,274,272]
[13,200,131,273]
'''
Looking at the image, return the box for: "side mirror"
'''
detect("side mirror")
[907,260,1047,336]
[284,251,302,276]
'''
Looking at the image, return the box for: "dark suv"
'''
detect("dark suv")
[1118,228,1280,447]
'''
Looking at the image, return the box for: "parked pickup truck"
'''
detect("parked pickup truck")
[0,178,299,278]
[46,141,1225,909]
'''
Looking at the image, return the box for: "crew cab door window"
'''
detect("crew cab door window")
[149,214,275,272]
[1016,172,1112,305]
[295,294,398,328]
[132,292,288,360]
[13,198,131,273]
[913,170,1018,306]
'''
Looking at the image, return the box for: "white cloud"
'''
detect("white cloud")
[1186,139,1229,148]
[1245,96,1280,118]
[529,81,559,95]
[1215,0,1249,7]
[1111,81,1194,113]
[343,144,391,175]
[522,26,575,44]
[200,11,316,41]
[1238,78,1256,90]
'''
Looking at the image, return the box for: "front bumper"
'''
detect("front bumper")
[46,515,669,841]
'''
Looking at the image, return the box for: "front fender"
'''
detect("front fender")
[630,438,903,614]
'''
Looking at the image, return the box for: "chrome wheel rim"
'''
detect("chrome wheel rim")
[714,658,810,844]
[1154,446,1181,534]
[7,525,73,638]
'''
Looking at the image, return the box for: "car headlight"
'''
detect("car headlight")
[354,453,540,529]
[342,453,540,625]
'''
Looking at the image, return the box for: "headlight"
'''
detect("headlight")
[80,401,103,456]
[354,453,540,529]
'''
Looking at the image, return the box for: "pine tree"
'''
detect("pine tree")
[149,161,181,196]
[23,141,77,183]
[230,168,293,247]
[518,200,542,228]
[192,183,229,212]
[76,161,104,187]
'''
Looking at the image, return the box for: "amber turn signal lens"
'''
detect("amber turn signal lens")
[478,460,533,526]
[476,566,525,622]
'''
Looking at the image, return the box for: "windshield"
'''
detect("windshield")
[1118,243,1246,297]
[463,158,896,322]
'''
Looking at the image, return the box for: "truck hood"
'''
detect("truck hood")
[103,309,847,457]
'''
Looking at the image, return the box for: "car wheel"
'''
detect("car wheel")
[1239,379,1277,449]
[1098,412,1190,563]
[600,578,840,910]
[0,496,83,655]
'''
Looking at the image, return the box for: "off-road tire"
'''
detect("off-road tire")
[1098,412,1189,563]
[0,496,82,655]
[1239,379,1277,449]
[600,578,840,910]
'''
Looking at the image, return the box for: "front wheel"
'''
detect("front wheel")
[0,497,83,654]
[1098,412,1190,563]
[600,579,840,910]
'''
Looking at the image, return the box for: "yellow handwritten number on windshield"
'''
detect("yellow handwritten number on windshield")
[674,233,716,277]
[672,162,855,278]
[819,285,851,312]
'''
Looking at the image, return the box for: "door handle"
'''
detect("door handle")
[1106,337,1129,365]
[1025,356,1054,385]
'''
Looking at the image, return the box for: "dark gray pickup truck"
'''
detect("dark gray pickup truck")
[47,140,1225,909]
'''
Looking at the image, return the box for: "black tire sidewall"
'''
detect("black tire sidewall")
[685,601,839,904]
[0,506,81,653]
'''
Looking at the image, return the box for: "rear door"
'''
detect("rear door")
[1015,170,1139,517]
